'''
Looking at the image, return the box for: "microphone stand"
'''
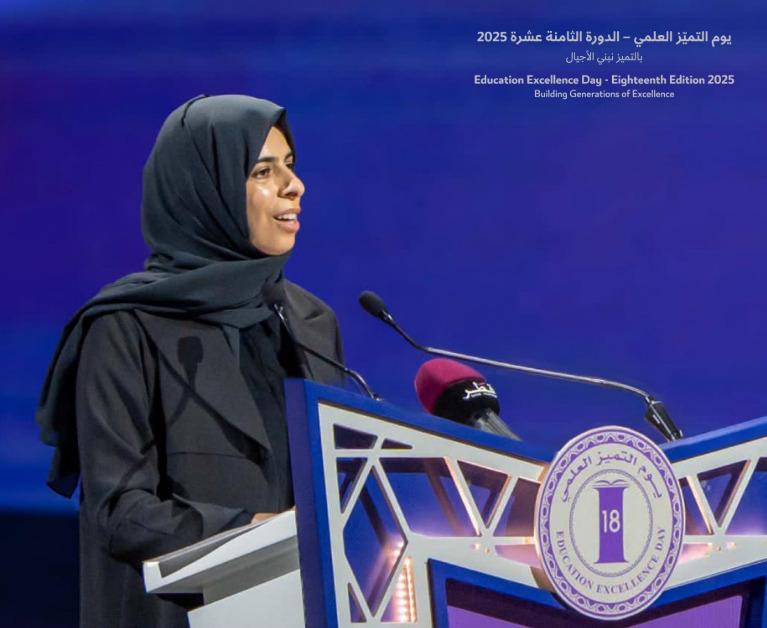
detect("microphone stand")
[270,302,381,401]
[360,292,682,442]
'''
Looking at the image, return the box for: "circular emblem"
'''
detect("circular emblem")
[535,426,683,621]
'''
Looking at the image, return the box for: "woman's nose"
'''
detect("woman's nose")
[282,171,305,199]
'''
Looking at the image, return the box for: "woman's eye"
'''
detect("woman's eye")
[286,162,296,172]
[254,167,271,178]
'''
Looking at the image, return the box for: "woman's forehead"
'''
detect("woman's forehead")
[258,127,292,157]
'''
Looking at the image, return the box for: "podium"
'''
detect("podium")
[144,380,767,627]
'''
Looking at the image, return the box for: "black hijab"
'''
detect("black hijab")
[37,94,296,497]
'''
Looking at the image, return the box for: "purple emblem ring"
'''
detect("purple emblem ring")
[535,426,684,621]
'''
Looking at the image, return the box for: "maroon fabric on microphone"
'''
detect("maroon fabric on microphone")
[414,358,485,413]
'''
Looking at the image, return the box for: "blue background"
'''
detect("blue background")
[0,1,764,625]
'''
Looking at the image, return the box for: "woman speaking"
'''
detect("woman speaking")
[37,95,344,628]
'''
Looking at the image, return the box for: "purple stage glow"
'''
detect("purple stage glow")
[448,593,743,628]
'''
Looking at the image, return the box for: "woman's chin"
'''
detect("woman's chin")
[251,235,296,257]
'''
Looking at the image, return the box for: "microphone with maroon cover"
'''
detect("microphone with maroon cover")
[415,358,521,440]
[359,290,683,442]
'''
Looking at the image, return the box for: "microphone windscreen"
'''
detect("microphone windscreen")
[358,291,387,318]
[262,282,286,308]
[415,358,487,413]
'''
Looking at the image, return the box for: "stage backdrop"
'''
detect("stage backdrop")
[0,1,765,624]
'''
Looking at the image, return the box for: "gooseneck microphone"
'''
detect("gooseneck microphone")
[358,291,683,442]
[415,358,521,440]
[263,285,381,400]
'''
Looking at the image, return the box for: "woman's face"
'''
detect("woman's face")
[246,126,305,255]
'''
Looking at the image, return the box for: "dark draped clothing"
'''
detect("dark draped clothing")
[238,318,300,512]
[75,284,343,628]
[37,95,298,498]
[35,95,344,628]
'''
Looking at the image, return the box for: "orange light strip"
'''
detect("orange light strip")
[393,556,416,623]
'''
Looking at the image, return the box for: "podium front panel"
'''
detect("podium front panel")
[285,380,767,628]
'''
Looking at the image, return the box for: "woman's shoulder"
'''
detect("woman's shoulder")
[82,310,213,357]
[76,311,157,387]
[79,311,221,389]
[284,281,337,319]
[84,310,145,344]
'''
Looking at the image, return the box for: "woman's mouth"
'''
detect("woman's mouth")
[274,212,300,233]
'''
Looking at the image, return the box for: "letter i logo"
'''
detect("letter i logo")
[536,427,684,619]
[594,480,628,564]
